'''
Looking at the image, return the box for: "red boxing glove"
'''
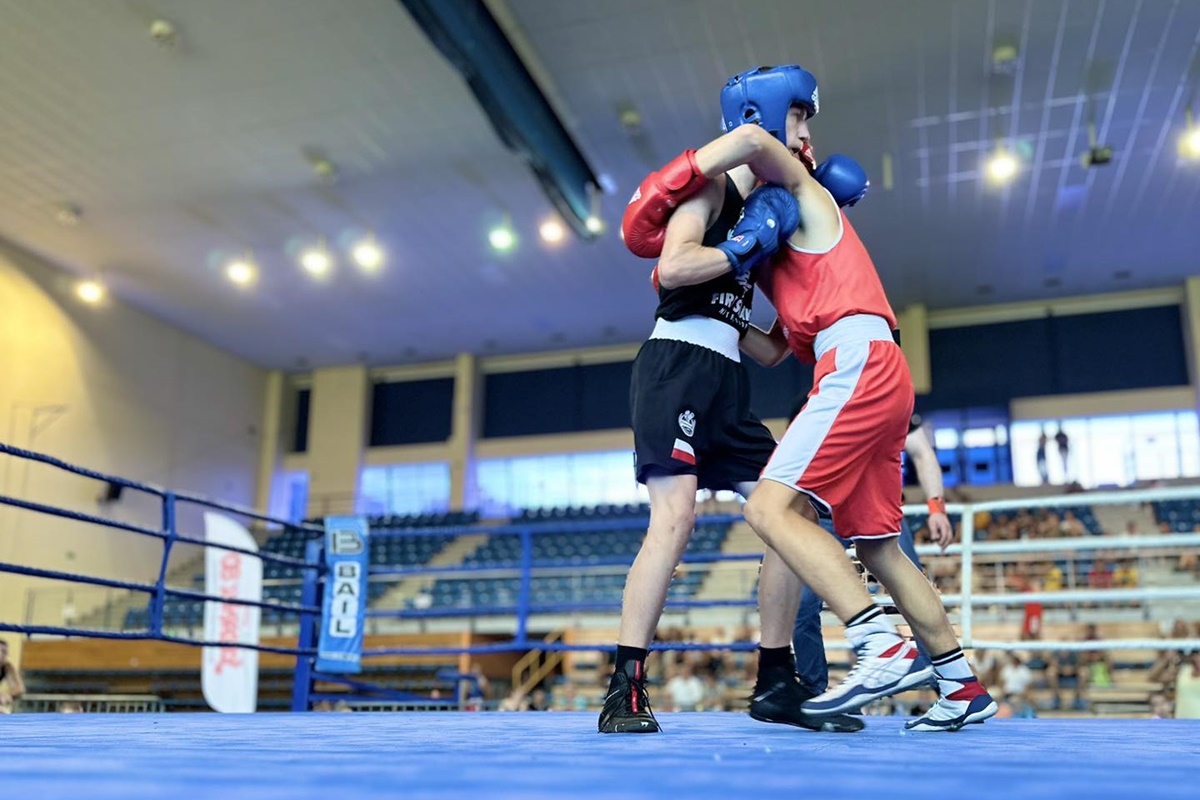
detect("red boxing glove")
[622,150,709,258]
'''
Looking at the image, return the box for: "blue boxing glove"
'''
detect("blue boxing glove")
[814,154,869,207]
[715,185,801,279]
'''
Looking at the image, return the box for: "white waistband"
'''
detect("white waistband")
[813,315,894,361]
[649,317,741,362]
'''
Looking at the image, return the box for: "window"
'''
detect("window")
[359,463,451,516]
[476,451,649,516]
[278,472,308,524]
[1011,410,1200,488]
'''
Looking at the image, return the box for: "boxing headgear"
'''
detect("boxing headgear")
[720,65,819,145]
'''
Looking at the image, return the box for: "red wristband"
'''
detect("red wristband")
[927,497,946,515]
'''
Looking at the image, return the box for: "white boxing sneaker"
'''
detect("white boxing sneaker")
[904,675,998,731]
[803,619,933,716]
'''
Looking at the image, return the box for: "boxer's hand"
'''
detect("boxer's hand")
[622,150,709,258]
[814,154,869,207]
[714,185,800,279]
[927,512,954,551]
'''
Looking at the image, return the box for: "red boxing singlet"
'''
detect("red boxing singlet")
[757,212,897,363]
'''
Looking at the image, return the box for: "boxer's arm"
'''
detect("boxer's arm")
[655,181,735,290]
[740,320,790,367]
[906,424,953,549]
[5,663,24,698]
[694,125,813,195]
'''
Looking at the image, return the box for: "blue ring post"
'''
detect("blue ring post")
[514,527,532,647]
[292,537,323,711]
[148,492,177,636]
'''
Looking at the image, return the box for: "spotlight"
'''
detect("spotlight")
[351,239,384,271]
[1184,126,1200,160]
[300,246,332,277]
[585,215,605,234]
[225,259,257,287]
[488,225,517,252]
[985,148,1018,184]
[539,218,565,244]
[75,279,106,304]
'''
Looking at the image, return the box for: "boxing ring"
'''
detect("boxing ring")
[3,443,1200,799]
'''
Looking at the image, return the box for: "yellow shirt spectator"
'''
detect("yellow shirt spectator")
[1044,565,1064,592]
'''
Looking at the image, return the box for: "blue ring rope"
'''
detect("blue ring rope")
[0,442,164,495]
[365,597,757,620]
[360,640,759,658]
[0,493,166,539]
[162,586,321,616]
[0,441,322,534]
[0,562,157,593]
[173,489,324,534]
[365,549,761,578]
[0,563,319,616]
[171,532,320,570]
[0,623,315,656]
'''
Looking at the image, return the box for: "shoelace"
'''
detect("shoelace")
[838,636,903,691]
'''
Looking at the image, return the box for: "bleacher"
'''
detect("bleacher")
[1152,499,1200,532]
[123,512,478,631]
[424,506,729,611]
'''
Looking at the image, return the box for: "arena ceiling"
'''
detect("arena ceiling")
[1,0,1198,369]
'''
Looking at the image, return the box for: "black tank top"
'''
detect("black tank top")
[654,177,754,335]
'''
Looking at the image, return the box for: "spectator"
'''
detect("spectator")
[468,662,491,701]
[970,648,1000,687]
[1060,511,1086,538]
[1088,559,1114,590]
[1011,691,1038,719]
[528,688,550,711]
[1055,426,1070,481]
[1084,649,1113,689]
[1113,559,1139,589]
[1149,692,1174,719]
[1036,431,1050,485]
[498,690,531,712]
[665,664,705,712]
[1046,650,1087,710]
[0,639,25,715]
[1044,564,1065,592]
[1000,653,1033,697]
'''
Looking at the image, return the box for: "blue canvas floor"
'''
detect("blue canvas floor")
[3,712,1198,799]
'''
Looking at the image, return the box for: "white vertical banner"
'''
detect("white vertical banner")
[201,512,263,713]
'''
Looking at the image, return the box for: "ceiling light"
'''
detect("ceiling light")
[1183,126,1200,160]
[985,148,1018,184]
[585,215,605,234]
[75,279,106,304]
[149,19,180,50]
[300,246,332,277]
[539,218,565,244]
[351,238,384,271]
[225,259,257,287]
[488,225,517,252]
[54,204,82,227]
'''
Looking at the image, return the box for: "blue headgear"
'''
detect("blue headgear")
[720,65,819,145]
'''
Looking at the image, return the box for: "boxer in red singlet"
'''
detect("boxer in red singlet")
[624,66,998,731]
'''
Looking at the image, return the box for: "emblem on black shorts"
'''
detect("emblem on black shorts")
[678,409,696,437]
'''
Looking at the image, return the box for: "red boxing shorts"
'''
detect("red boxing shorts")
[761,315,914,540]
